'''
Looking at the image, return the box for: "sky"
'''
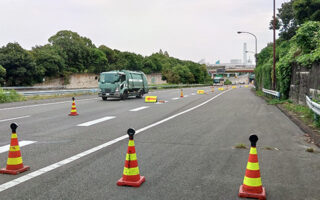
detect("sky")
[0,0,288,64]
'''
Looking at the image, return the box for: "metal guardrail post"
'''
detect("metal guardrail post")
[262,88,280,99]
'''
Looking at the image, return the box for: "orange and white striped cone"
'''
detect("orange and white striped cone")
[69,97,79,116]
[239,135,266,200]
[0,123,30,175]
[117,128,145,187]
[180,89,184,98]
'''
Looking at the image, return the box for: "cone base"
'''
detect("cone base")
[238,185,266,200]
[0,166,30,175]
[69,113,79,116]
[117,176,145,187]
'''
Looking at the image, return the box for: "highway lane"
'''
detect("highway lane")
[0,86,217,183]
[0,86,319,199]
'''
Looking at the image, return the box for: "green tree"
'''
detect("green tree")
[293,0,320,24]
[31,45,65,77]
[48,30,95,73]
[0,65,6,85]
[0,43,43,86]
[87,48,108,73]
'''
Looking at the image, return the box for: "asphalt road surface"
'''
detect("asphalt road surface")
[0,86,319,200]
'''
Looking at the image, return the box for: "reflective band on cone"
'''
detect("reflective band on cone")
[0,123,30,175]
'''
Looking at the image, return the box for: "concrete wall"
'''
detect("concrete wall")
[146,73,167,84]
[289,63,320,105]
[35,73,166,88]
[35,73,99,89]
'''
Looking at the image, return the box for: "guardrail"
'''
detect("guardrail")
[18,88,99,96]
[262,88,280,98]
[306,95,320,116]
[2,84,212,96]
[148,84,212,89]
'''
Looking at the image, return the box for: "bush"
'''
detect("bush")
[0,89,25,103]
[224,79,232,85]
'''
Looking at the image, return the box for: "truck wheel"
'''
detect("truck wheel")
[121,91,128,100]
[102,97,107,101]
[136,90,143,98]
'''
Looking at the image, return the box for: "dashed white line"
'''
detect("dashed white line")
[129,106,149,112]
[0,115,31,123]
[0,90,230,193]
[77,116,116,127]
[0,141,37,154]
[171,97,179,100]
[0,98,98,111]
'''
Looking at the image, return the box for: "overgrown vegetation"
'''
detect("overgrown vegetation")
[255,0,320,99]
[0,31,210,86]
[283,101,320,128]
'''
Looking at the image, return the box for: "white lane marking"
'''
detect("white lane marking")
[171,97,179,100]
[0,115,30,123]
[191,93,196,95]
[0,90,230,193]
[0,141,37,154]
[129,106,149,112]
[77,116,116,127]
[184,95,189,97]
[0,98,98,111]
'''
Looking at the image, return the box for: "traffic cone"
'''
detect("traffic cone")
[180,89,184,98]
[0,123,30,175]
[69,97,79,116]
[211,87,214,93]
[238,135,266,200]
[117,128,145,187]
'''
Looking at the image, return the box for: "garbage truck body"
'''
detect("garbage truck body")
[98,70,149,100]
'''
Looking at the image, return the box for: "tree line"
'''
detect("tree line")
[0,30,210,86]
[256,0,320,98]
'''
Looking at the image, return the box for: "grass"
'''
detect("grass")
[25,92,97,101]
[0,89,25,103]
[264,146,273,150]
[234,144,247,149]
[282,102,318,127]
[306,147,314,153]
[0,89,97,104]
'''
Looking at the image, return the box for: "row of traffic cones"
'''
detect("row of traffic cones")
[1,97,266,199]
[117,129,266,200]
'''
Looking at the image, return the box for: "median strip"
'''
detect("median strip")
[77,116,116,127]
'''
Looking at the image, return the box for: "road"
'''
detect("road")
[0,86,319,200]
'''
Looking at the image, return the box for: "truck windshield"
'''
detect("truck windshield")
[100,73,119,83]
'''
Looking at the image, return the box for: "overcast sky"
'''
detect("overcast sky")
[0,0,287,64]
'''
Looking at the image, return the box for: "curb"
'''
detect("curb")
[276,104,320,147]
[251,88,320,147]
